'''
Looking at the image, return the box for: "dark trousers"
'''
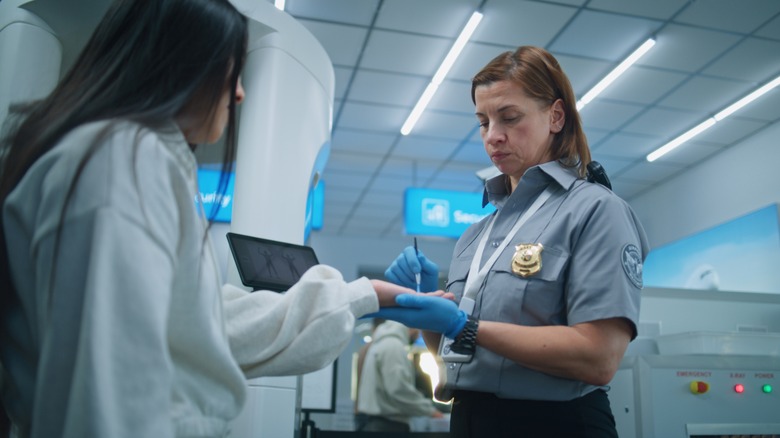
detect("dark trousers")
[450,389,618,438]
[357,415,411,433]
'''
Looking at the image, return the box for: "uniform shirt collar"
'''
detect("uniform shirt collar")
[482,161,579,208]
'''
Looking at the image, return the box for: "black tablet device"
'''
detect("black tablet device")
[226,232,320,292]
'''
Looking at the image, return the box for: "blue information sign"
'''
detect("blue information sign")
[404,188,495,238]
[197,168,235,223]
[198,168,325,235]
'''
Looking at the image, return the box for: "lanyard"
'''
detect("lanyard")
[462,186,555,302]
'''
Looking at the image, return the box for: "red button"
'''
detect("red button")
[690,381,709,394]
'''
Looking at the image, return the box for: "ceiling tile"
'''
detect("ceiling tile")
[694,118,770,145]
[610,178,654,200]
[588,0,690,20]
[331,129,397,155]
[350,207,401,221]
[336,101,408,133]
[447,41,517,82]
[320,215,347,231]
[549,10,662,60]
[285,0,380,26]
[638,24,741,73]
[333,66,352,100]
[325,172,374,190]
[622,107,707,137]
[656,75,756,112]
[361,30,451,76]
[475,0,578,47]
[555,54,613,96]
[674,0,780,34]
[755,14,780,40]
[703,37,780,82]
[431,166,485,186]
[584,128,612,147]
[599,66,689,105]
[592,132,662,159]
[450,141,492,166]
[617,160,686,183]
[647,140,726,167]
[427,178,484,193]
[358,191,405,208]
[324,151,382,173]
[410,111,481,140]
[729,88,780,122]
[376,158,438,183]
[324,186,363,204]
[394,136,460,161]
[348,69,428,106]
[588,155,635,178]
[579,100,645,131]
[375,0,481,37]
[428,79,474,114]
[297,19,368,67]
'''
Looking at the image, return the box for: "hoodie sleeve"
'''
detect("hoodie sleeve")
[222,264,378,377]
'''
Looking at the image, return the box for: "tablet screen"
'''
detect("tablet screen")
[226,232,320,292]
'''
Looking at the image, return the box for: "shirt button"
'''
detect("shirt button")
[491,241,500,248]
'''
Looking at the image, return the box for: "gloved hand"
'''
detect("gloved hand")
[384,246,439,292]
[368,293,467,339]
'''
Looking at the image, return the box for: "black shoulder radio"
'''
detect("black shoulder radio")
[586,160,612,190]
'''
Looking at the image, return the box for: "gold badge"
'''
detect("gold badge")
[512,243,544,277]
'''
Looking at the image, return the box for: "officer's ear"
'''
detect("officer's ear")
[550,99,565,134]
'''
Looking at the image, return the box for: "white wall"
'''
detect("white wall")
[629,121,780,249]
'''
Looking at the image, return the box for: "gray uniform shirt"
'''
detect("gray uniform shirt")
[443,161,649,401]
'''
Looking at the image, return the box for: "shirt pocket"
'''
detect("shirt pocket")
[485,245,569,324]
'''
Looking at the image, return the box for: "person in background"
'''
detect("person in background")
[356,320,443,432]
[353,317,383,431]
[0,1,415,436]
[377,46,649,437]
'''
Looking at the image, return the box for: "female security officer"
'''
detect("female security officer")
[377,46,649,437]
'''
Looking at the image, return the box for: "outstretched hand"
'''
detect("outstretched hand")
[367,293,467,339]
[369,279,454,307]
[370,279,415,307]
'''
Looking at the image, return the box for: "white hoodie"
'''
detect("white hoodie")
[1,120,378,437]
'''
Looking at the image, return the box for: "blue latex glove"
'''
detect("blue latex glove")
[384,246,439,292]
[367,294,467,339]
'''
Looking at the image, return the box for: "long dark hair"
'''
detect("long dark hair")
[0,0,248,351]
[471,46,591,177]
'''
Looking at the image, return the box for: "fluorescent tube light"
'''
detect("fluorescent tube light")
[432,12,483,85]
[401,83,440,135]
[714,75,780,121]
[274,0,285,10]
[646,118,716,162]
[646,74,780,162]
[576,38,656,111]
[401,11,483,136]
